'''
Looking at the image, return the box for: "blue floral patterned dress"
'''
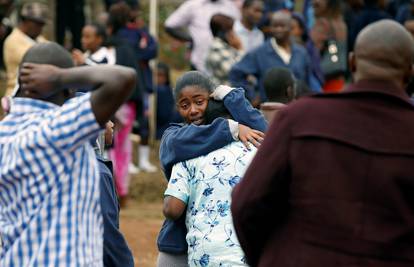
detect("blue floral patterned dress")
[165,142,257,266]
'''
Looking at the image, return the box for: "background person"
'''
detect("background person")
[164,0,240,72]
[3,2,48,97]
[230,11,311,105]
[234,0,265,53]
[205,14,243,86]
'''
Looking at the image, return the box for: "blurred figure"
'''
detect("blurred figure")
[404,18,414,36]
[349,0,391,52]
[291,12,324,92]
[3,2,47,97]
[72,23,114,67]
[260,67,295,122]
[234,0,265,53]
[106,2,145,205]
[56,0,85,49]
[311,0,347,92]
[95,121,135,267]
[230,11,311,105]
[232,20,414,267]
[258,0,295,37]
[164,0,240,72]
[111,1,158,173]
[156,62,182,139]
[343,0,364,52]
[0,0,13,71]
[206,14,243,85]
[396,0,414,23]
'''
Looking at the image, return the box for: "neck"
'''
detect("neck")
[274,37,290,49]
[241,18,254,30]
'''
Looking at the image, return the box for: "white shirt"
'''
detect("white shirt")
[165,0,240,72]
[271,37,292,65]
[233,20,264,53]
[166,141,257,266]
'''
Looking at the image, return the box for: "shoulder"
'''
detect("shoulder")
[292,43,307,54]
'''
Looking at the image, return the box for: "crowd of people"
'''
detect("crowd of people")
[1,0,414,267]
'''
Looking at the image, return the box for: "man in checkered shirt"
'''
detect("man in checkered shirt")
[0,42,136,266]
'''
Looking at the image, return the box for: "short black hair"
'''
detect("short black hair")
[87,23,107,40]
[263,67,295,103]
[242,0,263,9]
[210,13,234,38]
[204,100,232,124]
[107,2,130,34]
[21,42,74,68]
[174,71,215,101]
[18,42,74,98]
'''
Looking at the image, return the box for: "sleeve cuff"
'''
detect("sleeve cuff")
[165,188,189,204]
[228,119,239,141]
[211,85,235,100]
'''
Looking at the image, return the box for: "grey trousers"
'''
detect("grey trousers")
[156,252,188,267]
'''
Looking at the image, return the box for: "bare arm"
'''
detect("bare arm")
[19,63,136,126]
[163,196,186,220]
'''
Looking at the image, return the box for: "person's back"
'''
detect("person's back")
[166,141,257,266]
[231,20,414,267]
[0,43,135,266]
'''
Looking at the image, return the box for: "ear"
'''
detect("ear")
[348,52,356,74]
[403,63,413,86]
[348,52,357,83]
[286,86,294,101]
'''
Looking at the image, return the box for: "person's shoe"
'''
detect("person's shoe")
[128,163,140,174]
[139,161,157,173]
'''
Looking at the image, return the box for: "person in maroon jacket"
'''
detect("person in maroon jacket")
[231,19,414,267]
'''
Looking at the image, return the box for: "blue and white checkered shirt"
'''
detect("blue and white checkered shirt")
[0,93,103,266]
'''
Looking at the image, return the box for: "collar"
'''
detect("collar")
[15,27,40,44]
[9,97,58,115]
[343,80,412,105]
[265,39,298,54]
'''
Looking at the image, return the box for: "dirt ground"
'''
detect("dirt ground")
[120,200,164,267]
[119,142,167,267]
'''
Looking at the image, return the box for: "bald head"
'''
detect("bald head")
[271,10,292,25]
[353,20,414,87]
[21,42,74,69]
[17,42,75,103]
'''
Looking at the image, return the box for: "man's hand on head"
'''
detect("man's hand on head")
[19,63,63,98]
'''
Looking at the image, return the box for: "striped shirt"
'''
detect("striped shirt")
[0,93,103,266]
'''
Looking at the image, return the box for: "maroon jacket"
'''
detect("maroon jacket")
[232,81,414,267]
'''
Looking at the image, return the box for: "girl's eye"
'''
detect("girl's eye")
[196,100,204,105]
[180,104,189,109]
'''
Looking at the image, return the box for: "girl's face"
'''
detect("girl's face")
[176,85,209,125]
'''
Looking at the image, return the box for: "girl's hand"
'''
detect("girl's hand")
[238,124,265,150]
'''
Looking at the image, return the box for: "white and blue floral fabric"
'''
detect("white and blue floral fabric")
[165,141,257,267]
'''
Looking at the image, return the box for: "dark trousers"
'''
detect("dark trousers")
[56,0,85,49]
